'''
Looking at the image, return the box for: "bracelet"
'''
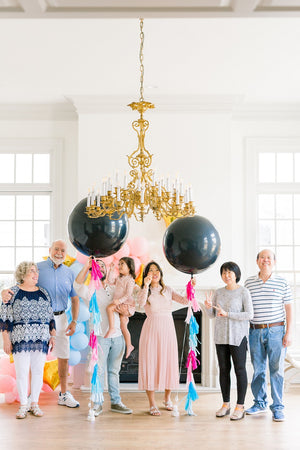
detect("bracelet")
[71,320,78,324]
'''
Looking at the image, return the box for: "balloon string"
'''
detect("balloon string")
[176,321,188,402]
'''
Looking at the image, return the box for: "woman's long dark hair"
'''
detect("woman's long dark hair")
[142,261,165,296]
[119,257,136,279]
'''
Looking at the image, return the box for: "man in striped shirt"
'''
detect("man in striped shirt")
[245,249,292,422]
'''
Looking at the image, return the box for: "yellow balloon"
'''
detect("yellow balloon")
[84,272,91,286]
[42,254,76,267]
[43,359,60,391]
[135,264,144,287]
[163,216,179,227]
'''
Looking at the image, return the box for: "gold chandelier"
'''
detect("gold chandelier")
[86,19,195,222]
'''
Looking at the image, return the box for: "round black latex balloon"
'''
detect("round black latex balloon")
[68,198,129,257]
[163,215,221,274]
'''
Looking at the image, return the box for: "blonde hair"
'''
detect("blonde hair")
[15,261,38,284]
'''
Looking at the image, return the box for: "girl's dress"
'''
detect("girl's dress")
[108,274,136,316]
[138,285,188,391]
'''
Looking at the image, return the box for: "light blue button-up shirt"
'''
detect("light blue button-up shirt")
[37,258,77,312]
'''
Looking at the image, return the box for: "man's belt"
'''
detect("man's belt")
[250,321,284,329]
[54,310,65,316]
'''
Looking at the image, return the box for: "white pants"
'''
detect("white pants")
[53,313,70,359]
[13,351,46,405]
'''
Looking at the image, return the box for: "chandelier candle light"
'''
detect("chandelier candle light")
[85,18,196,222]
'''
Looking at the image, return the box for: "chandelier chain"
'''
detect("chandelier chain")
[139,18,144,102]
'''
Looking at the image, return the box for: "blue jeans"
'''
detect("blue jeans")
[97,335,125,405]
[249,325,286,412]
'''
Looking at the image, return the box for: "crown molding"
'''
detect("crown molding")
[232,102,300,121]
[0,102,77,121]
[69,94,244,115]
[1,97,300,122]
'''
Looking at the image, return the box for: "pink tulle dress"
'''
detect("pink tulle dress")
[138,285,189,391]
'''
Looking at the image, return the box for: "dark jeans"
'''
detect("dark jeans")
[216,336,248,405]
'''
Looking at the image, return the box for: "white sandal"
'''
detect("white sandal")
[16,405,28,419]
[163,400,173,411]
[30,404,44,417]
[149,406,161,416]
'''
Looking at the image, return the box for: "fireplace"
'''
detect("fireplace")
[120,307,202,383]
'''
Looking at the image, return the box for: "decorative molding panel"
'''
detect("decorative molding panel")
[1,0,300,18]
[0,102,77,121]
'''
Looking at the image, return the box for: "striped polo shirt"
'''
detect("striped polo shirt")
[245,273,292,325]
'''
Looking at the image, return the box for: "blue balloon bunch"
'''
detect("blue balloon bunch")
[66,297,90,366]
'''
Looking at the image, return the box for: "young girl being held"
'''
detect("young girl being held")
[104,257,136,358]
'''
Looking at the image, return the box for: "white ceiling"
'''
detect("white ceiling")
[1,1,300,105]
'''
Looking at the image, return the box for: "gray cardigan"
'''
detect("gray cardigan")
[205,286,253,346]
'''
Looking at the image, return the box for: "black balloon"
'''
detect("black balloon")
[163,215,221,274]
[68,198,129,257]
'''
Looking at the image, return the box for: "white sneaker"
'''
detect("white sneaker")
[58,391,80,408]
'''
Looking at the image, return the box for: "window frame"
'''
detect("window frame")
[0,138,63,279]
[246,137,300,354]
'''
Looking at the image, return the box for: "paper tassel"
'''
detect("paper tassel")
[90,363,104,404]
[89,259,103,291]
[189,315,199,336]
[184,381,199,416]
[186,279,200,312]
[88,331,98,362]
[89,291,102,333]
[186,361,193,384]
[189,334,198,351]
[188,380,199,401]
[186,349,200,371]
[185,305,193,324]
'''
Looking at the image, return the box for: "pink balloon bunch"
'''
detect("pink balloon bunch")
[75,236,150,277]
[0,356,18,403]
[101,236,150,276]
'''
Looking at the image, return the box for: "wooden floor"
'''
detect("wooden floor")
[0,386,299,450]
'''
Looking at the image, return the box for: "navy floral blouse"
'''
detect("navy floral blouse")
[0,285,55,354]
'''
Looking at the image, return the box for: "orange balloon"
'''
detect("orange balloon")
[43,359,60,391]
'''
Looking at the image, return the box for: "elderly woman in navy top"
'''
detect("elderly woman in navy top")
[2,240,80,408]
[0,261,56,419]
[204,261,253,421]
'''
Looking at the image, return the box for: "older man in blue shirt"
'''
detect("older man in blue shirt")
[2,240,80,408]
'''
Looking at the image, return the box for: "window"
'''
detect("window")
[0,140,61,292]
[246,139,300,351]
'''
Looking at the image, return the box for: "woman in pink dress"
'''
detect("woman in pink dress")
[138,261,196,416]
